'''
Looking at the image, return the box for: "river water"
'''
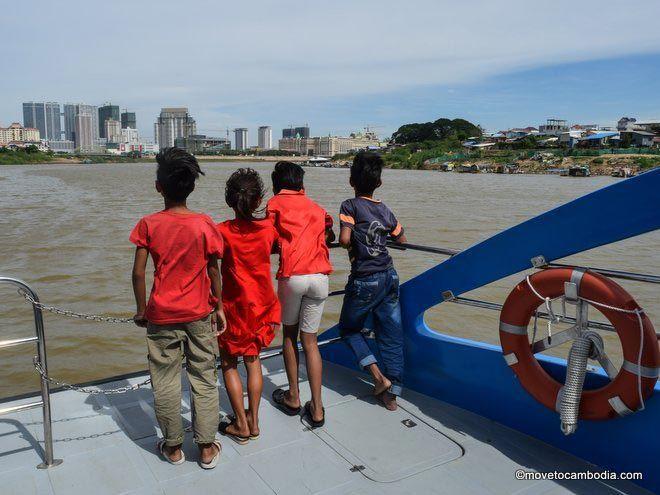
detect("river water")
[0,162,657,397]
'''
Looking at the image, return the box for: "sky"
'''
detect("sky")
[3,0,660,142]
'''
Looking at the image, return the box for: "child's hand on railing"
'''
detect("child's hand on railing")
[212,306,227,336]
[133,313,148,327]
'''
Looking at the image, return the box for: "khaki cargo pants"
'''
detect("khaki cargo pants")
[146,315,219,446]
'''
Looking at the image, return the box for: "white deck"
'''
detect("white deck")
[0,357,650,495]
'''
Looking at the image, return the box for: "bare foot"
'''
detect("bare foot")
[377,391,398,411]
[164,444,183,463]
[308,401,324,423]
[373,377,392,396]
[245,409,260,438]
[199,442,220,464]
[224,421,250,439]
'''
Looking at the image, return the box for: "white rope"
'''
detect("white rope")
[526,274,647,412]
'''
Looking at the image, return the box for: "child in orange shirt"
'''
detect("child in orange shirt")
[217,168,280,444]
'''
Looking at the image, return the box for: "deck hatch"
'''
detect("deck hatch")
[306,397,463,483]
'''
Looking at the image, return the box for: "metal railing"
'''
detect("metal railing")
[327,241,659,334]
[0,277,62,469]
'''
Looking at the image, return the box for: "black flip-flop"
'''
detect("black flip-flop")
[272,388,302,416]
[218,417,249,445]
[304,401,325,428]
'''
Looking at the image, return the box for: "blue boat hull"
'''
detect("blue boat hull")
[322,168,660,492]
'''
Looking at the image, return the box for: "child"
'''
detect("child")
[216,168,280,443]
[338,151,407,411]
[267,161,334,427]
[130,147,224,469]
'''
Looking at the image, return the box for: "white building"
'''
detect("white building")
[0,122,41,144]
[234,128,248,150]
[154,108,197,150]
[121,127,140,146]
[258,126,272,150]
[279,131,382,157]
[105,119,121,144]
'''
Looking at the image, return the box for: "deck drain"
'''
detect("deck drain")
[401,418,417,428]
[350,465,366,472]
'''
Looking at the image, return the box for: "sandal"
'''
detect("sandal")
[199,440,222,470]
[272,388,302,416]
[157,439,185,465]
[245,410,260,441]
[218,417,250,445]
[303,401,325,429]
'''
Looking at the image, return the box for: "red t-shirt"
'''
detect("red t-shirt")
[266,189,333,279]
[217,218,280,356]
[129,210,223,325]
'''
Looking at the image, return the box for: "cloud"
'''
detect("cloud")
[2,0,660,136]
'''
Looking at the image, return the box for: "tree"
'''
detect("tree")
[391,118,482,145]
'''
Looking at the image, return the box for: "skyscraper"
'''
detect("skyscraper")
[63,104,99,151]
[74,112,94,152]
[105,119,121,143]
[282,125,310,139]
[258,126,272,150]
[98,104,120,138]
[22,102,61,140]
[234,128,248,150]
[154,108,197,150]
[121,111,136,129]
[295,126,310,139]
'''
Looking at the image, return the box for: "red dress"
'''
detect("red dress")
[217,218,280,356]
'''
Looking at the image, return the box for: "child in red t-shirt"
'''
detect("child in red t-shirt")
[267,161,334,428]
[217,168,280,444]
[130,148,224,469]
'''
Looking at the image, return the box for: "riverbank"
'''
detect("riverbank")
[0,150,309,165]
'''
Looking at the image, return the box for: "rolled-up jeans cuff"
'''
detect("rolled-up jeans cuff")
[389,384,403,396]
[358,354,377,369]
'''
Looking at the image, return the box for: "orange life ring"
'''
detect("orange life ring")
[499,268,659,420]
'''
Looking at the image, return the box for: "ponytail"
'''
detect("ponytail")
[225,168,265,220]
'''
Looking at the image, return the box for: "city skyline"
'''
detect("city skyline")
[2,1,660,140]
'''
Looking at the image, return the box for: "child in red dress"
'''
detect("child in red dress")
[217,168,280,444]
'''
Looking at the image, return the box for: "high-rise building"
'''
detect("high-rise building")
[74,112,94,153]
[98,104,120,138]
[154,107,197,150]
[105,119,121,143]
[295,126,310,139]
[121,111,136,129]
[258,126,272,150]
[234,128,248,150]
[22,102,61,141]
[63,104,77,141]
[63,104,99,150]
[282,125,310,139]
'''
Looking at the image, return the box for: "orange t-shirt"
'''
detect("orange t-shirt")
[266,189,333,279]
[129,210,223,325]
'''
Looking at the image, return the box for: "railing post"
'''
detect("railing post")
[0,277,62,469]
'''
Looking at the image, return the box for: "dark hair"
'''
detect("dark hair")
[155,147,204,201]
[271,161,305,193]
[350,151,383,195]
[225,168,266,220]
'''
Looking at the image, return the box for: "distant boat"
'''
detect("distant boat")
[562,165,590,177]
[306,156,330,166]
[611,167,635,178]
[455,163,480,173]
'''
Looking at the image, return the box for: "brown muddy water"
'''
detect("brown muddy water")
[0,162,657,397]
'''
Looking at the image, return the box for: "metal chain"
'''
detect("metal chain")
[18,289,134,324]
[33,357,151,395]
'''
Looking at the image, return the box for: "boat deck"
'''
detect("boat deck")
[0,356,650,495]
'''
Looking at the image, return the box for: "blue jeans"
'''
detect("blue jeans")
[338,267,404,396]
